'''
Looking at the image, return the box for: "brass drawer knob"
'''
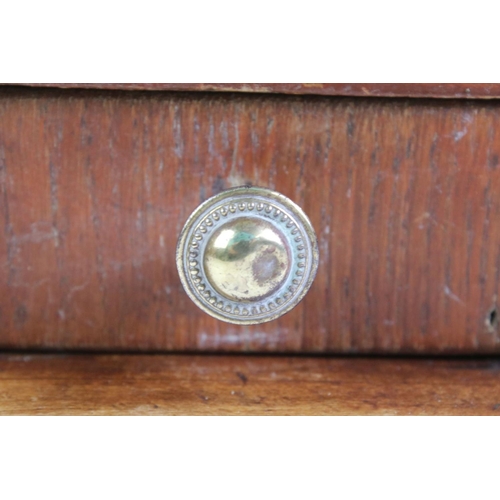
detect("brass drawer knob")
[176,186,319,324]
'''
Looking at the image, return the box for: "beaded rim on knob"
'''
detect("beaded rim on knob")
[176,186,319,325]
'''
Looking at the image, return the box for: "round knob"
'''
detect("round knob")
[176,186,319,325]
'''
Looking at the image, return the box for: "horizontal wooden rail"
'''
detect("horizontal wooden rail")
[1,354,499,415]
[5,83,500,99]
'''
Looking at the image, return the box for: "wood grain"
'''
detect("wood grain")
[1,354,499,415]
[8,83,500,99]
[1,87,500,353]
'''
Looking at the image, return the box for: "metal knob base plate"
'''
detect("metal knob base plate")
[176,186,319,325]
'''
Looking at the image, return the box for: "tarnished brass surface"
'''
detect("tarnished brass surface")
[204,217,291,302]
[176,186,319,325]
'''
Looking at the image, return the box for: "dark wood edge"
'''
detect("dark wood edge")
[3,83,500,99]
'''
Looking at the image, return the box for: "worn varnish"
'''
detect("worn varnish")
[1,354,499,415]
[1,88,500,353]
[9,83,500,99]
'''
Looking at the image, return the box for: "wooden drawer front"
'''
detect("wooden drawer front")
[1,89,499,353]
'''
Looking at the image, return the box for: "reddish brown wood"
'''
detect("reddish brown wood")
[1,354,499,415]
[7,83,500,99]
[1,88,500,353]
